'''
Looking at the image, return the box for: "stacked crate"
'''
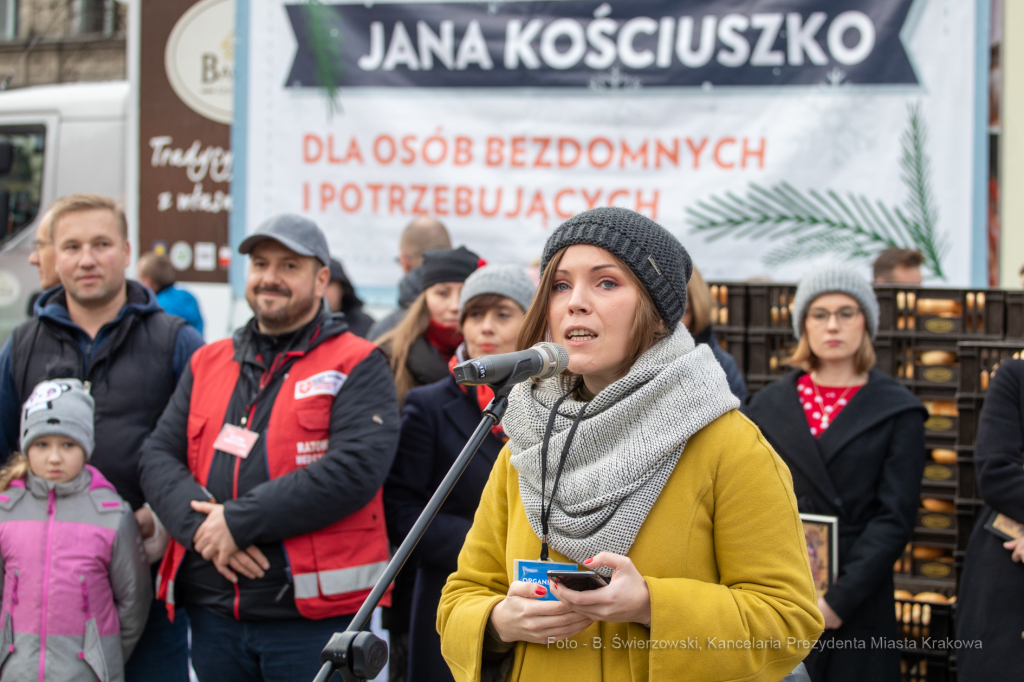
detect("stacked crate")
[706,281,1016,682]
[708,282,748,381]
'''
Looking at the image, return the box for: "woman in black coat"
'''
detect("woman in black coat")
[683,266,747,401]
[384,265,535,682]
[743,265,925,682]
[957,359,1024,680]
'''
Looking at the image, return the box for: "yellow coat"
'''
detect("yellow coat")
[438,409,824,682]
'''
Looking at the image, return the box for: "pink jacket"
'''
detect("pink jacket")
[0,465,151,682]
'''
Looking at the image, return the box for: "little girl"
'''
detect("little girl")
[0,379,151,681]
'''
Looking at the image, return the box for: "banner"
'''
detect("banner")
[233,0,978,294]
[140,0,233,283]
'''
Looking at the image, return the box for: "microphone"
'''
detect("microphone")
[453,343,570,387]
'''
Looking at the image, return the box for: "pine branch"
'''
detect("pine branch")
[303,1,344,117]
[687,105,950,279]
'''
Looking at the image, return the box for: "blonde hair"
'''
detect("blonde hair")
[375,292,431,405]
[685,266,713,334]
[0,454,29,491]
[49,193,128,242]
[787,330,876,374]
[516,247,666,376]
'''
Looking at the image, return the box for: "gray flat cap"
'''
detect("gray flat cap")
[239,214,331,267]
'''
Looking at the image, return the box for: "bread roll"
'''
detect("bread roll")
[912,546,945,559]
[921,498,956,514]
[927,401,958,416]
[947,595,957,604]
[719,308,728,325]
[931,449,957,464]
[917,298,961,316]
[894,590,914,600]
[920,350,957,366]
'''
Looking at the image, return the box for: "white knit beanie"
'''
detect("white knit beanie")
[459,264,536,315]
[792,264,879,339]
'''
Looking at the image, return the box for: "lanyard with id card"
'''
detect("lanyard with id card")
[513,383,589,601]
[212,424,259,458]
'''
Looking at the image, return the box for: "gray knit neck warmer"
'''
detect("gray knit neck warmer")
[504,324,740,576]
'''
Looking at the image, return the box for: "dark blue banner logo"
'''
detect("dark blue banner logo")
[285,0,917,89]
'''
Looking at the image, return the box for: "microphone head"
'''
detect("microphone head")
[532,342,570,379]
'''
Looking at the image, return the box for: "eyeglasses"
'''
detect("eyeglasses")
[807,306,862,326]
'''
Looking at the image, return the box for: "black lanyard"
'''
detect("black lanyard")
[539,382,588,562]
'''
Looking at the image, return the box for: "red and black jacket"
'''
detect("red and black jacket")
[139,307,400,620]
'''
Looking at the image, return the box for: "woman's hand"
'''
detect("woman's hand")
[549,553,651,627]
[818,597,843,630]
[489,581,594,644]
[1004,537,1024,563]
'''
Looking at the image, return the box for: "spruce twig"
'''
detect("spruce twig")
[687,103,948,279]
[303,0,344,117]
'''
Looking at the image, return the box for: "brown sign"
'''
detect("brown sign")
[138,0,233,283]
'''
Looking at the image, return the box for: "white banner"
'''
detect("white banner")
[234,0,978,296]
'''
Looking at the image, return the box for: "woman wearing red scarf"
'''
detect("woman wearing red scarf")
[378,246,483,405]
[384,265,536,682]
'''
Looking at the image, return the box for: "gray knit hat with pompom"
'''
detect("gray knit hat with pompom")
[540,207,691,327]
[792,264,879,339]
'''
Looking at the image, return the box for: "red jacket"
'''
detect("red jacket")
[148,314,398,620]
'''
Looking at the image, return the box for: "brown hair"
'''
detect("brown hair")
[787,329,876,374]
[137,252,177,291]
[516,247,666,376]
[48,194,128,242]
[685,266,713,335]
[872,248,924,282]
[0,453,29,492]
[375,292,431,405]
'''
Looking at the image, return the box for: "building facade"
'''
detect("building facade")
[0,0,125,89]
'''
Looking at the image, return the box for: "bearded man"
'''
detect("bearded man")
[139,214,400,680]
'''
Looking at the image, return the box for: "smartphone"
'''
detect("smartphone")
[546,570,608,592]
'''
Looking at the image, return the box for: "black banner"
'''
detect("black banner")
[284,0,917,89]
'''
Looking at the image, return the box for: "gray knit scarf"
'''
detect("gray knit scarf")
[504,324,739,576]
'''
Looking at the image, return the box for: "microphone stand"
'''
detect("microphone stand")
[313,378,516,682]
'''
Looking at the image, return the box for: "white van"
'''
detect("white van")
[0,80,129,341]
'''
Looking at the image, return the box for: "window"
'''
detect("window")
[0,125,45,245]
[0,0,17,41]
[74,0,116,37]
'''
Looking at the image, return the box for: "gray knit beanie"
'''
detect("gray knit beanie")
[20,379,95,458]
[540,207,691,326]
[792,264,879,339]
[459,264,536,315]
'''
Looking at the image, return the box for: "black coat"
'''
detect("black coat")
[744,369,925,682]
[957,359,1024,681]
[384,374,504,682]
[693,326,747,402]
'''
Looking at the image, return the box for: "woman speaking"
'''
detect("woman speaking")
[438,208,823,682]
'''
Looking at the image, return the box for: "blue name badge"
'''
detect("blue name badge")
[513,559,578,602]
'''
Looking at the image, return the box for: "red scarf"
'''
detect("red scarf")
[448,345,507,442]
[425,319,463,360]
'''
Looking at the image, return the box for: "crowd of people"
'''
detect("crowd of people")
[0,191,1016,682]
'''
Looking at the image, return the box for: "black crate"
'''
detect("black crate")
[896,597,955,649]
[921,400,958,439]
[747,284,798,330]
[955,396,983,447]
[719,331,746,377]
[1007,291,1024,340]
[901,650,950,682]
[957,341,1024,394]
[955,502,984,552]
[707,282,747,331]
[956,458,976,500]
[746,330,797,377]
[876,286,1005,338]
